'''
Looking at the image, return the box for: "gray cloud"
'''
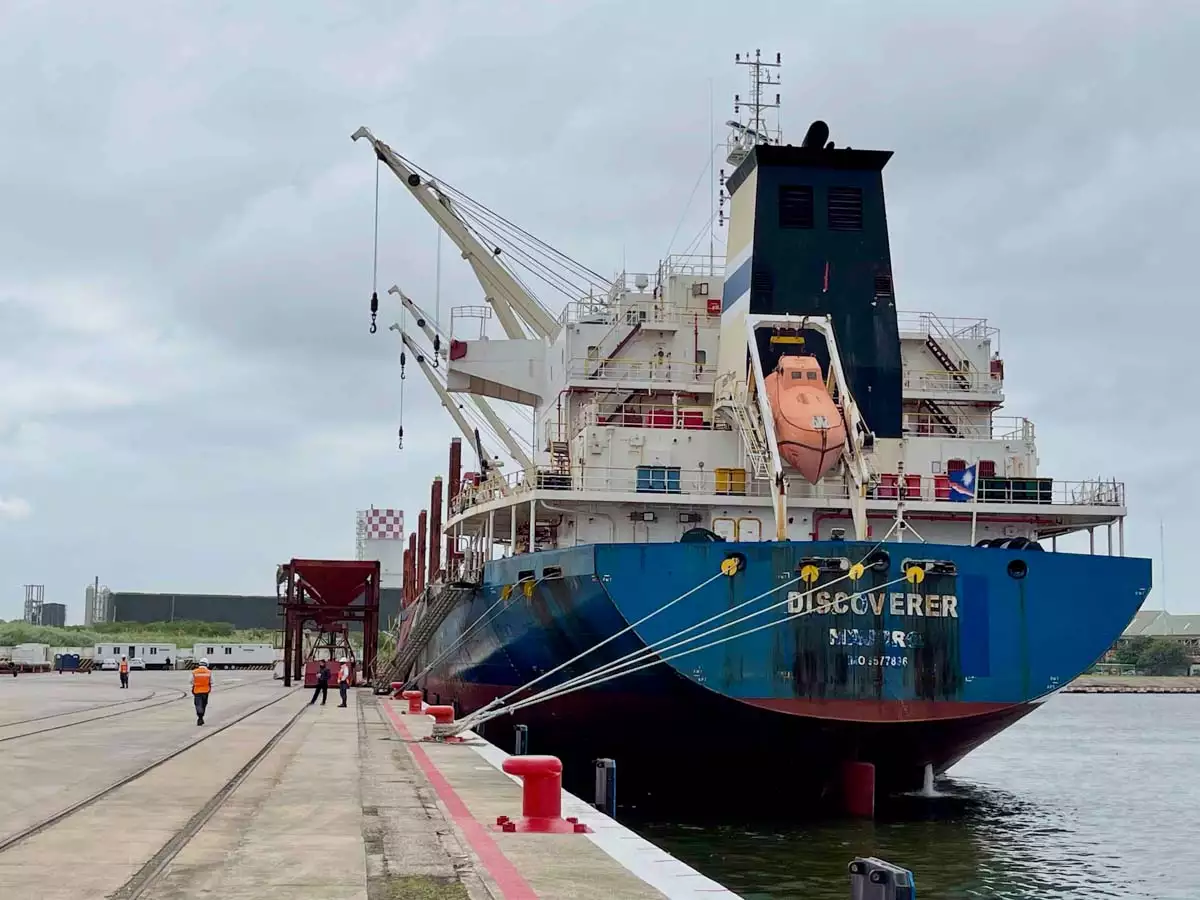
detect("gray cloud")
[2,0,1197,618]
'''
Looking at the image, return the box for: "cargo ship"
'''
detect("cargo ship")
[356,54,1152,813]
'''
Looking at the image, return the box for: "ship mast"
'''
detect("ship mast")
[725,50,782,168]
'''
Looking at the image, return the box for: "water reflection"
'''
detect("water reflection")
[633,695,1200,899]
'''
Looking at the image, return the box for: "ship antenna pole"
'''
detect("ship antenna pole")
[709,77,715,277]
[1160,517,1167,611]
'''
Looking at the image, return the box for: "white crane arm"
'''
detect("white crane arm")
[352,127,558,341]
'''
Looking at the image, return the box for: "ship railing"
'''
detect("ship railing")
[902,369,1003,395]
[902,413,1034,441]
[449,466,1127,513]
[559,299,720,330]
[567,357,719,383]
[897,311,1000,343]
[575,403,733,432]
[446,457,1126,514]
[662,253,726,278]
[558,298,615,327]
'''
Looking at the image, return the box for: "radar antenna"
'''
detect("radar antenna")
[720,50,782,227]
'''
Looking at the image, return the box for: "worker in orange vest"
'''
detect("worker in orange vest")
[191,658,212,726]
[119,656,129,689]
[337,657,352,707]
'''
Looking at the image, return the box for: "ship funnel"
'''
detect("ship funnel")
[801,120,830,149]
[714,129,903,438]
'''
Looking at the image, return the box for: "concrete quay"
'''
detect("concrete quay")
[0,671,738,899]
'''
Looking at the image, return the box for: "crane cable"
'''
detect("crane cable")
[453,569,728,732]
[455,521,907,733]
[369,159,380,334]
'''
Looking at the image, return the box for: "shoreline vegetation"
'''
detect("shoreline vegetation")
[0,620,277,650]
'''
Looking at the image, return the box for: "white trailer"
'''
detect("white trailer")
[135,644,177,669]
[191,643,276,668]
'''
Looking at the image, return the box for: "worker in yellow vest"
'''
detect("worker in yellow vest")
[191,658,212,726]
[118,656,129,689]
[337,657,351,707]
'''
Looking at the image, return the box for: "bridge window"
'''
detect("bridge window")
[779,186,814,229]
[978,460,997,478]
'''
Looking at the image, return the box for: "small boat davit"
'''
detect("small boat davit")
[764,354,847,483]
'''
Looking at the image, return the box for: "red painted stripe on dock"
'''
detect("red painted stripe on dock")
[380,701,537,899]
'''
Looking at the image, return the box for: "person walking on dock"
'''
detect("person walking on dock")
[191,658,212,726]
[337,657,351,707]
[119,656,129,689]
[310,659,330,706]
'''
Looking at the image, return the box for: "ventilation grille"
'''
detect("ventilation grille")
[778,186,814,229]
[874,274,894,298]
[751,270,774,305]
[828,187,864,231]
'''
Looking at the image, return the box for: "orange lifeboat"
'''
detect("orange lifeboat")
[763,355,847,484]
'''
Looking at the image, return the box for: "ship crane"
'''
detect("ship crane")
[388,286,535,473]
[390,327,513,485]
[352,127,559,342]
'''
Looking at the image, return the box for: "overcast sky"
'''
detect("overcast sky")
[2,0,1197,621]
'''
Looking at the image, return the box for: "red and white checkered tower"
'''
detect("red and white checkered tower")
[355,508,405,589]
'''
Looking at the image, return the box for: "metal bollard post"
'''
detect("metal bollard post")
[594,758,616,816]
[514,724,528,756]
[848,857,915,900]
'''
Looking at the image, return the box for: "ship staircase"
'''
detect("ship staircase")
[376,583,474,687]
[923,317,972,389]
[588,320,643,378]
[918,398,960,436]
[715,374,771,478]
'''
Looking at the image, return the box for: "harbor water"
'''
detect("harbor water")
[634,694,1199,899]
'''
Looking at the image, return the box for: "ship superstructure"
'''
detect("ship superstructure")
[353,53,1149,812]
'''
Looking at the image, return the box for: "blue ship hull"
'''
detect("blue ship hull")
[412,540,1150,811]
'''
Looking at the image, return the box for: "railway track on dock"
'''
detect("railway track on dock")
[108,699,309,899]
[0,677,271,744]
[0,687,304,856]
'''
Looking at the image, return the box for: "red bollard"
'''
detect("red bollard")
[402,690,423,714]
[422,704,466,743]
[494,756,589,834]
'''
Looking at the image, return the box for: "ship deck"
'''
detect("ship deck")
[0,671,736,899]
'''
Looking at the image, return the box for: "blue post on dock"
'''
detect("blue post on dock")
[513,724,528,756]
[594,758,616,816]
[848,857,915,900]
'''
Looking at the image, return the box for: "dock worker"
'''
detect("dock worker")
[191,658,212,725]
[310,659,330,706]
[337,657,351,707]
[119,656,129,689]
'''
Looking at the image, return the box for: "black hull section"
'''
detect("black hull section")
[425,671,1038,817]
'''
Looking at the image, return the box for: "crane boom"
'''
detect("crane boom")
[390,324,532,472]
[352,127,558,341]
[388,287,535,472]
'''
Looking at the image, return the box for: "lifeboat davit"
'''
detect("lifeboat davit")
[763,355,847,484]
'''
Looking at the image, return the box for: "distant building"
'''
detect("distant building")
[109,589,404,635]
[1105,610,1200,663]
[41,603,67,628]
[84,584,113,625]
[356,507,405,590]
[112,592,282,630]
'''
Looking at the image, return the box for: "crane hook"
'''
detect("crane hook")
[397,425,404,450]
[432,334,441,368]
[369,290,379,334]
